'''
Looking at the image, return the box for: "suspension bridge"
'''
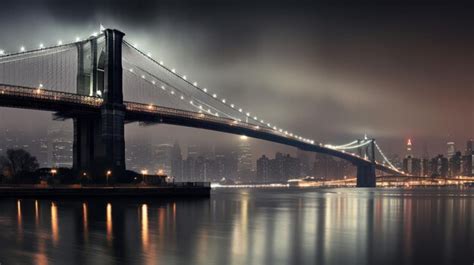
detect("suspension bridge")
[0,28,406,187]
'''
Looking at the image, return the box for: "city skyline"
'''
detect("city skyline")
[1,125,472,182]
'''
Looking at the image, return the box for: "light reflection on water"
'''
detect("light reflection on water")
[1,188,473,265]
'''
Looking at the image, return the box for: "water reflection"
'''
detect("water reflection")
[106,203,112,243]
[0,188,473,265]
[51,202,58,245]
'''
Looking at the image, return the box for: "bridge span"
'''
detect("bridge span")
[0,28,405,187]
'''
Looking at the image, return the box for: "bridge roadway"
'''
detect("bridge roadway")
[0,84,401,175]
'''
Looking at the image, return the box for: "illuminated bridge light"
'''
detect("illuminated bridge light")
[273,126,277,130]
[151,80,156,85]
[147,52,152,57]
[75,37,81,42]
[222,99,226,103]
[133,43,138,48]
[246,112,250,116]
[182,75,187,80]
[0,50,4,55]
[161,86,165,90]
[193,82,198,86]
[92,32,98,37]
[129,68,134,72]
[189,100,193,104]
[213,94,217,98]
[170,90,175,95]
[253,116,258,120]
[20,46,25,52]
[39,43,44,49]
[57,40,63,45]
[203,88,207,92]
[171,69,176,73]
[238,108,242,112]
[141,75,145,79]
[180,95,184,100]
[230,104,234,108]
[159,61,163,65]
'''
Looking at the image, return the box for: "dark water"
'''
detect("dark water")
[0,188,473,265]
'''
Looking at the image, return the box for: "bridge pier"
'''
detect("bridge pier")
[73,29,126,182]
[356,164,376,187]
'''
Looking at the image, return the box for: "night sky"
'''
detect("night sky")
[0,0,473,157]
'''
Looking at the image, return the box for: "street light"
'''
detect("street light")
[51,169,57,185]
[106,170,112,185]
[141,169,148,184]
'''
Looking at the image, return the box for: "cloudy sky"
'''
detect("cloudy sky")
[0,0,472,157]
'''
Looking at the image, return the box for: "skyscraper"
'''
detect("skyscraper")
[171,141,183,180]
[447,141,455,158]
[256,155,270,182]
[406,138,413,157]
[155,143,173,175]
[237,136,253,181]
[466,139,473,155]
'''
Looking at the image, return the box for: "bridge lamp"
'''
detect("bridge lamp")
[189,100,193,104]
[141,75,145,79]
[171,90,175,95]
[238,108,242,112]
[75,37,81,42]
[180,95,184,100]
[171,68,176,73]
[20,46,26,52]
[199,105,203,109]
[215,113,219,117]
[255,126,260,130]
[91,32,98,37]
[203,88,207,92]
[133,43,138,48]
[253,116,258,120]
[213,94,217,98]
[279,129,283,132]
[0,50,4,55]
[267,123,271,127]
[222,99,226,103]
[230,104,234,108]
[151,80,156,85]
[129,68,134,72]
[146,52,152,57]
[39,43,44,49]
[273,126,277,130]
[182,75,187,80]
[106,170,112,185]
[193,82,198,86]
[246,112,250,116]
[159,61,163,65]
[57,40,63,45]
[161,85,165,90]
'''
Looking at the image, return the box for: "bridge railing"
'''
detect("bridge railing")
[0,84,103,107]
[124,101,290,138]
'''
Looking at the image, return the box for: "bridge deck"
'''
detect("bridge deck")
[0,84,401,175]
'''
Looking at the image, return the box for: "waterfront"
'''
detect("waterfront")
[0,188,473,265]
